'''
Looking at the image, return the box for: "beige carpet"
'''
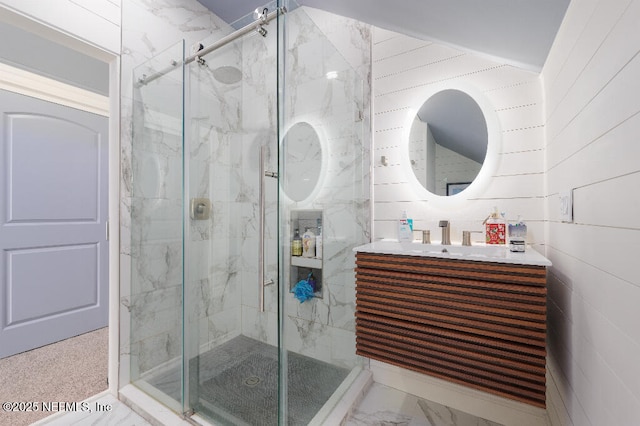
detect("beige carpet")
[0,327,108,426]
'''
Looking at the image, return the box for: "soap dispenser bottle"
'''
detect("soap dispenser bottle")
[398,210,413,242]
[485,207,506,245]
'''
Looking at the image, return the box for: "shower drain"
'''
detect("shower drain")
[243,376,262,387]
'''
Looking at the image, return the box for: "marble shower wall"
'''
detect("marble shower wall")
[238,6,372,369]
[121,0,234,381]
[187,39,245,353]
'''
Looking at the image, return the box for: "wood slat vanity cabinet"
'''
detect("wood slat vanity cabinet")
[354,249,549,408]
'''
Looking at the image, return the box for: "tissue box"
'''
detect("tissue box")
[508,222,527,251]
[509,238,526,252]
[486,223,506,245]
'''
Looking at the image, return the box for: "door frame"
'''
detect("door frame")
[0,8,120,395]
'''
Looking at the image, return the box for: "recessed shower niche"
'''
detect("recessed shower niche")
[290,209,323,299]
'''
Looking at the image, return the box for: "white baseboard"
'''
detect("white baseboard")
[370,360,549,426]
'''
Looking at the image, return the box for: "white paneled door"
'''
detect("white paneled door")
[0,89,109,358]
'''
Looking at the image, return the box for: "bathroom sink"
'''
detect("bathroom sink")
[354,240,551,266]
[397,242,503,257]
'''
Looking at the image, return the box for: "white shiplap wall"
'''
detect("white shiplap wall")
[372,27,546,247]
[542,0,640,425]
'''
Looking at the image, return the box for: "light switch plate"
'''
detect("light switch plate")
[559,190,573,223]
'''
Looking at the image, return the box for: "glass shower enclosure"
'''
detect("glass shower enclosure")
[129,1,370,424]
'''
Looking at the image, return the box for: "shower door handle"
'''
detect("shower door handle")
[259,145,277,312]
[259,146,266,312]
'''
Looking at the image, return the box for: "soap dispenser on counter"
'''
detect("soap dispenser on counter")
[484,207,506,245]
[398,210,413,242]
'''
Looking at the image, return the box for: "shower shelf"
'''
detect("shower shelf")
[290,209,323,298]
[291,256,322,269]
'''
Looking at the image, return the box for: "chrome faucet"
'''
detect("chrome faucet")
[462,231,472,246]
[439,220,451,245]
[462,230,483,246]
[412,229,431,244]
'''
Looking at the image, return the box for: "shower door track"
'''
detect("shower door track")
[136,6,286,87]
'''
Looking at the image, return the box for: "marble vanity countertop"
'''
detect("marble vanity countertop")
[353,240,552,267]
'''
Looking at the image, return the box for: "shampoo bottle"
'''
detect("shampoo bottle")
[307,272,317,293]
[292,229,303,256]
[302,228,316,258]
[315,218,323,259]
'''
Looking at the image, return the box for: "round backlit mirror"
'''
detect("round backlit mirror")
[282,122,323,202]
[409,89,488,196]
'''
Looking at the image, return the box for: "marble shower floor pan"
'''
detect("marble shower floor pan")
[147,335,350,425]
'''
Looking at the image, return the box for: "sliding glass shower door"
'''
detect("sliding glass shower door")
[182,3,282,422]
[129,40,186,413]
[129,1,370,424]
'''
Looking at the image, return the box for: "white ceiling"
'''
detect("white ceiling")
[197,0,570,72]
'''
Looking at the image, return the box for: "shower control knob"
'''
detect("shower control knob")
[190,198,211,220]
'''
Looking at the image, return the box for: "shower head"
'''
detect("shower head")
[190,43,241,85]
[212,65,242,85]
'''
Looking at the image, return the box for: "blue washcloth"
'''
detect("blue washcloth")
[292,279,314,303]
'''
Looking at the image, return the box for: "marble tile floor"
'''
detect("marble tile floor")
[35,383,502,426]
[344,383,503,426]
